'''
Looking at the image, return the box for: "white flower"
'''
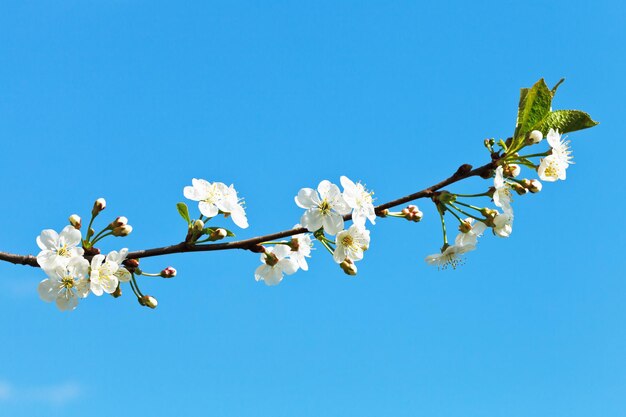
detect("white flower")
[254,245,298,286]
[36,226,84,269]
[340,176,376,227]
[547,128,573,166]
[454,218,487,248]
[106,248,132,283]
[289,225,313,271]
[333,224,370,264]
[89,254,119,296]
[537,154,566,182]
[538,129,573,182]
[219,184,249,229]
[38,256,90,311]
[295,180,351,235]
[493,166,513,213]
[493,211,514,238]
[184,179,249,228]
[425,244,472,270]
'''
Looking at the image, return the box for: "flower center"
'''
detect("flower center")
[202,184,222,204]
[61,276,74,289]
[544,160,559,178]
[341,235,354,247]
[319,200,331,215]
[57,245,70,257]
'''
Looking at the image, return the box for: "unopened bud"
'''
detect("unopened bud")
[92,198,106,216]
[528,130,543,144]
[208,228,228,241]
[339,258,358,276]
[511,182,527,195]
[69,214,81,229]
[138,295,158,309]
[459,220,472,233]
[503,164,521,178]
[528,179,542,193]
[122,259,139,269]
[160,267,177,278]
[112,225,133,237]
[110,216,128,228]
[404,205,423,222]
[111,285,122,298]
[193,219,205,233]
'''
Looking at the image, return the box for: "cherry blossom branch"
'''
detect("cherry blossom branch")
[0,160,496,269]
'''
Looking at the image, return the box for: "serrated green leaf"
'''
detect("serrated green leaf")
[514,78,553,141]
[176,202,191,224]
[533,110,599,135]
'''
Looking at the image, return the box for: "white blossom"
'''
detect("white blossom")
[184,179,248,228]
[340,176,376,227]
[38,257,90,311]
[295,180,351,235]
[36,226,84,269]
[454,218,487,248]
[289,225,313,271]
[333,224,370,264]
[538,129,572,182]
[425,244,472,270]
[529,130,543,144]
[254,245,298,286]
[106,248,132,283]
[493,166,513,213]
[493,211,514,238]
[89,254,119,296]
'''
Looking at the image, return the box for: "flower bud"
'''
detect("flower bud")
[69,214,82,230]
[503,164,521,178]
[208,228,228,241]
[528,179,542,193]
[110,216,128,228]
[123,258,140,269]
[193,219,205,233]
[160,267,177,278]
[528,130,543,144]
[511,183,527,195]
[112,225,133,237]
[138,295,158,309]
[405,205,423,222]
[92,198,106,216]
[340,258,358,276]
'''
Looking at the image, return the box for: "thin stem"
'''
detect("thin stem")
[452,192,490,198]
[438,208,448,247]
[455,201,484,212]
[445,205,465,223]
[517,151,550,159]
[448,203,484,222]
[91,231,113,245]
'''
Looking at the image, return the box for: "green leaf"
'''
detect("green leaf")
[513,78,553,141]
[176,202,191,224]
[533,110,599,135]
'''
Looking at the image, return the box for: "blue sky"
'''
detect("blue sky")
[0,1,624,416]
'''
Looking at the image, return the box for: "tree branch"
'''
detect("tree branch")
[0,160,496,269]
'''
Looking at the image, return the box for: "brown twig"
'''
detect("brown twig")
[0,160,496,269]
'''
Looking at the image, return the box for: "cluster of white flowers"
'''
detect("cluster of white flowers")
[184,179,249,229]
[254,176,375,285]
[36,225,131,311]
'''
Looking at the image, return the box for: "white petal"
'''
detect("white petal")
[56,291,79,311]
[37,279,56,302]
[323,212,344,235]
[279,258,299,275]
[37,229,59,251]
[198,201,219,218]
[301,210,323,232]
[295,188,321,209]
[59,226,81,248]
